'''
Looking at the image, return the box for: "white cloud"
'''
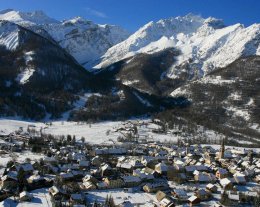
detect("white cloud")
[84,7,107,18]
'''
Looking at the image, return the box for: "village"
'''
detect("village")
[0,120,259,207]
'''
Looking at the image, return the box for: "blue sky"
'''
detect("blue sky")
[0,0,260,31]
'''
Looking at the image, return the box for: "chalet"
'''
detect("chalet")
[27,174,50,189]
[233,173,246,185]
[195,189,212,201]
[19,191,32,201]
[220,178,233,190]
[156,191,167,201]
[0,171,18,191]
[143,182,168,193]
[216,168,228,179]
[160,197,175,207]
[43,156,57,165]
[96,181,108,189]
[59,172,74,182]
[91,156,102,167]
[171,189,188,201]
[79,160,90,170]
[92,147,127,156]
[188,195,201,206]
[100,164,113,177]
[117,201,135,207]
[81,181,96,190]
[104,177,124,189]
[133,169,154,181]
[206,183,218,193]
[11,163,34,176]
[117,159,144,173]
[155,162,169,175]
[121,175,141,187]
[49,186,67,200]
[82,174,98,185]
[70,193,85,206]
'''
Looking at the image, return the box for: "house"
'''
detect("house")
[81,181,97,190]
[188,196,201,206]
[194,172,216,183]
[91,156,102,166]
[226,191,240,202]
[19,191,32,201]
[143,182,169,193]
[59,172,74,182]
[100,164,113,177]
[171,189,188,201]
[233,173,246,185]
[14,163,34,175]
[206,183,218,193]
[220,178,233,190]
[195,189,212,201]
[156,191,167,201]
[27,174,50,189]
[204,152,215,164]
[49,186,67,200]
[79,160,90,170]
[155,162,169,175]
[104,177,124,189]
[216,168,228,179]
[0,171,18,191]
[96,181,108,189]
[117,201,135,207]
[121,175,141,187]
[82,174,98,185]
[70,193,85,205]
[133,169,154,181]
[160,197,175,207]
[144,167,160,178]
[167,166,187,183]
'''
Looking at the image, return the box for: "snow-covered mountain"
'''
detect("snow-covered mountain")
[0,20,20,50]
[95,14,260,80]
[0,9,130,69]
[44,17,130,68]
[0,9,58,25]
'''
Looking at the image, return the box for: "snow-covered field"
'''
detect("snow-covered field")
[0,118,180,145]
[0,188,52,207]
[0,151,44,168]
[85,189,157,206]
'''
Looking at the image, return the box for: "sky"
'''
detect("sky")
[0,0,260,31]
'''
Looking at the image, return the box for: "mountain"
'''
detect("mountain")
[0,9,58,25]
[95,14,260,82]
[44,17,130,68]
[0,20,184,121]
[169,56,260,146]
[0,20,93,120]
[0,10,259,145]
[0,9,130,69]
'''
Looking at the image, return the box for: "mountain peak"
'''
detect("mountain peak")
[0,9,59,25]
[63,16,92,25]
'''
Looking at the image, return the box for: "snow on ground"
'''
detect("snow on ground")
[0,22,20,51]
[0,119,180,145]
[122,80,139,86]
[226,106,251,121]
[60,93,101,120]
[133,92,153,107]
[201,144,260,153]
[0,151,44,167]
[197,76,235,85]
[0,188,52,207]
[24,51,35,64]
[15,68,35,84]
[85,189,157,206]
